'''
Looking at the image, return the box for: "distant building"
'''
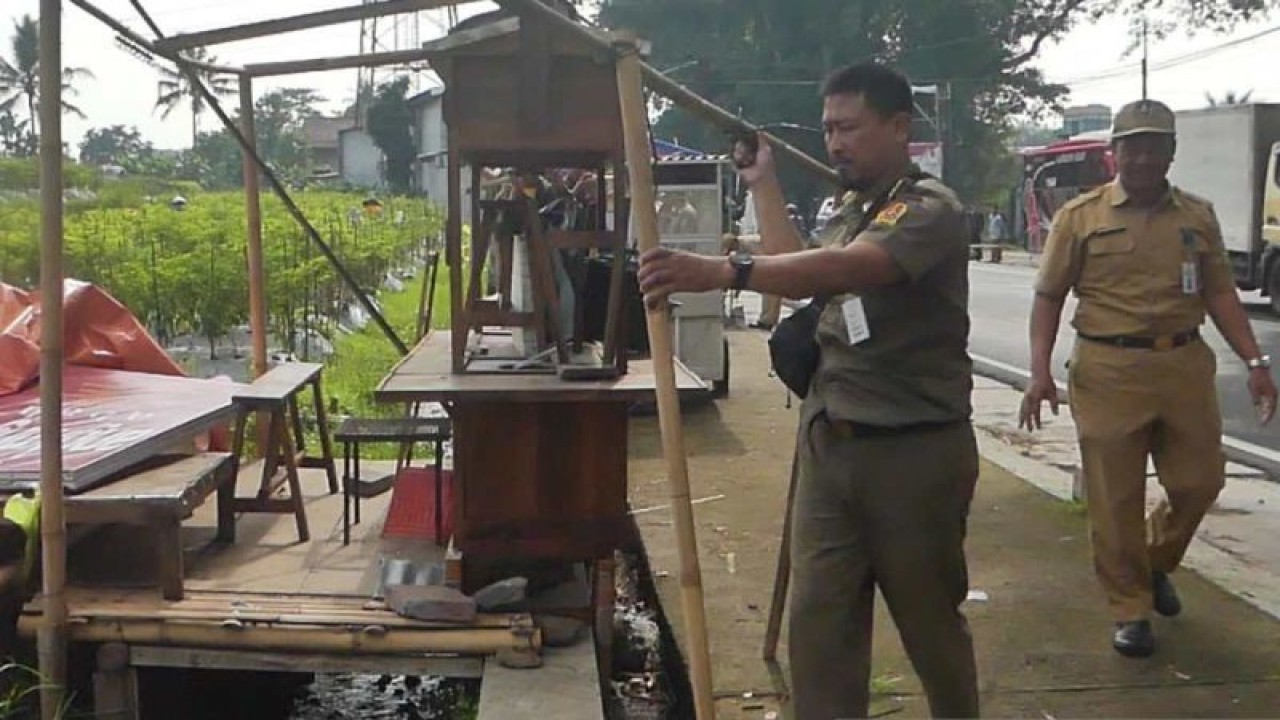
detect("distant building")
[301,113,365,178]
[338,127,384,189]
[1061,104,1112,137]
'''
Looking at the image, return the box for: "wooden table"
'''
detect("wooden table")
[375,332,704,668]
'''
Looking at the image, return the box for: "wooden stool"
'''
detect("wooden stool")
[334,416,452,546]
[228,362,339,543]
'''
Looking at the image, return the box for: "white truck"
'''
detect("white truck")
[1167,104,1280,312]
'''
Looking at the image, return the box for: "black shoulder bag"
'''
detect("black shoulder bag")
[766,175,925,398]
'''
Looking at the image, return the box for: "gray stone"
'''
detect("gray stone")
[473,576,529,611]
[385,584,476,622]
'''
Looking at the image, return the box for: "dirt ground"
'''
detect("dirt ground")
[627,327,1280,719]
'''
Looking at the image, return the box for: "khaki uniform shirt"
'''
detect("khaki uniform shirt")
[809,167,973,426]
[1035,181,1234,336]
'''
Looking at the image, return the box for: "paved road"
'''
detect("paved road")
[968,262,1280,452]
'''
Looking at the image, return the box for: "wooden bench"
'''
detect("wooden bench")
[228,362,339,543]
[64,453,236,601]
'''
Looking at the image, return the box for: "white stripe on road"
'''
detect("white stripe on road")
[970,352,1280,474]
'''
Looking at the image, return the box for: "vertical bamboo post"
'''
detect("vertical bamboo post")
[37,0,68,715]
[240,75,271,456]
[615,41,716,719]
[240,75,268,382]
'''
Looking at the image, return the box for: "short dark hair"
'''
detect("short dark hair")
[820,63,913,118]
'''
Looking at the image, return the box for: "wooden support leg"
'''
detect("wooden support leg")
[257,411,283,499]
[310,378,339,494]
[594,555,616,683]
[219,411,249,544]
[156,515,185,601]
[94,643,139,720]
[279,414,310,543]
[498,230,515,311]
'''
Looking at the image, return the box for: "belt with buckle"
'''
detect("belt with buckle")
[1079,329,1199,351]
[827,418,961,439]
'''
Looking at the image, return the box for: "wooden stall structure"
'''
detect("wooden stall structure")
[28,2,839,718]
[429,15,632,376]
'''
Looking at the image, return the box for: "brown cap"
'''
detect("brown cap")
[1111,99,1176,139]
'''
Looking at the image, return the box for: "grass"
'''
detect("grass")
[316,266,452,458]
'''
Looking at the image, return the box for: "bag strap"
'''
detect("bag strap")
[811,171,924,306]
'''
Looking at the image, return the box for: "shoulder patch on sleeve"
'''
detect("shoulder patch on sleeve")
[873,201,909,227]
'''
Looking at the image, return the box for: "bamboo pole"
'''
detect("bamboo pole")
[154,0,482,53]
[615,42,716,720]
[244,48,435,78]
[493,0,840,188]
[67,0,244,75]
[36,0,68,716]
[763,446,800,662]
[17,617,540,656]
[240,76,268,384]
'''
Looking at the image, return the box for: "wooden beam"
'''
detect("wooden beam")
[155,0,484,53]
[244,48,434,78]
[69,0,243,75]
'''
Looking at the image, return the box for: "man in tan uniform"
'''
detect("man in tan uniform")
[1021,99,1278,657]
[639,63,978,719]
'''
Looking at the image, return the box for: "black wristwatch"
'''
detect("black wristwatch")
[729,250,754,291]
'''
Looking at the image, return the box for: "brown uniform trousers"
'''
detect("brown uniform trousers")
[1069,337,1224,620]
[1037,181,1234,622]
[789,412,980,719]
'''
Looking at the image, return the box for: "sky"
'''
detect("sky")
[4,0,1280,151]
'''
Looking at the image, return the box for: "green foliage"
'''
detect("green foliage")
[153,47,237,149]
[77,125,159,174]
[598,0,1274,206]
[0,156,97,192]
[0,14,93,154]
[366,77,415,193]
[0,189,443,355]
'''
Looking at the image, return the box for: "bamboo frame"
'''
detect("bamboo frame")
[25,5,848,718]
[37,1,68,716]
[614,42,715,720]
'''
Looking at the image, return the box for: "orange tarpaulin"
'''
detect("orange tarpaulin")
[0,279,185,397]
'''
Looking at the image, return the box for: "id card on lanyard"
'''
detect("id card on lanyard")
[1180,228,1200,295]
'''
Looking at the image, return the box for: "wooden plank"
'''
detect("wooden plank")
[232,362,322,405]
[155,0,482,52]
[374,332,707,403]
[129,645,483,678]
[64,454,233,520]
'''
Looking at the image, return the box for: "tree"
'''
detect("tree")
[0,110,30,156]
[597,0,1273,206]
[1204,89,1254,107]
[365,77,415,193]
[253,87,323,182]
[0,14,93,151]
[154,47,237,149]
[79,124,153,169]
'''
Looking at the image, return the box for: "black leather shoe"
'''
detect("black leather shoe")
[1153,571,1182,617]
[1113,620,1155,658]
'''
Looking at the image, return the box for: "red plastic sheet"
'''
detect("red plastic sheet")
[0,279,185,397]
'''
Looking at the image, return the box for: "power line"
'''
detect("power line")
[1052,23,1280,87]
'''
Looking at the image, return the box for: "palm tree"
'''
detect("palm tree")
[1205,89,1254,107]
[154,47,236,148]
[0,14,93,150]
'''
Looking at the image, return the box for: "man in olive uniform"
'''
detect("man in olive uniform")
[638,63,979,719]
[1020,99,1278,657]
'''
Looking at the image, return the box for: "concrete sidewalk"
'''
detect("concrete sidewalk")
[627,327,1280,719]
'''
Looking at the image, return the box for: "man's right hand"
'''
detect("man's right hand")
[732,131,777,189]
[1019,374,1060,431]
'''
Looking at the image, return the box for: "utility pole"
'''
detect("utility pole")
[1141,17,1149,100]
